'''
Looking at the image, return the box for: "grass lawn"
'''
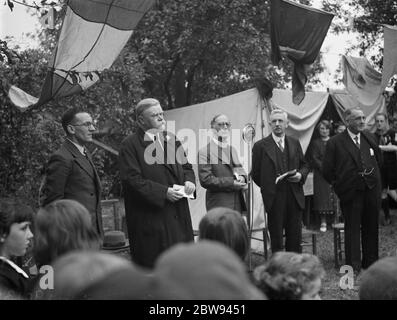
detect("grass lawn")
[250,209,397,300]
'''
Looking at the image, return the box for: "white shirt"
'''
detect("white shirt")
[272,132,285,150]
[145,131,163,149]
[347,128,361,145]
[0,256,29,279]
[67,138,86,156]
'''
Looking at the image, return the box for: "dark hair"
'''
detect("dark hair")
[199,207,249,260]
[61,108,85,134]
[0,199,34,238]
[34,199,100,266]
[253,252,325,300]
[316,120,331,131]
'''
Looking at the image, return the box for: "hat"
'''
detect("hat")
[359,256,397,300]
[152,240,266,300]
[102,231,129,251]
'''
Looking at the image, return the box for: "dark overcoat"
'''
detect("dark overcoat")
[41,140,103,236]
[119,128,195,268]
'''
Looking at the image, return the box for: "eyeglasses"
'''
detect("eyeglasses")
[149,112,164,118]
[215,122,231,128]
[71,121,95,128]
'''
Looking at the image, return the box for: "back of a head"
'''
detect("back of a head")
[199,207,249,260]
[153,240,265,300]
[34,199,100,266]
[253,251,325,300]
[41,251,134,299]
[359,256,397,300]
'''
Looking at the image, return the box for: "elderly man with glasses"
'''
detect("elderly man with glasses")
[198,114,248,213]
[119,98,196,268]
[41,108,103,237]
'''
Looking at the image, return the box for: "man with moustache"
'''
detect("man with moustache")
[323,107,382,272]
[41,108,103,237]
[198,114,247,212]
[119,98,196,268]
[252,109,309,254]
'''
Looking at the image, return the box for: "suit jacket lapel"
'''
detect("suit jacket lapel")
[286,136,296,169]
[341,131,361,167]
[86,150,102,194]
[64,140,95,179]
[263,135,277,168]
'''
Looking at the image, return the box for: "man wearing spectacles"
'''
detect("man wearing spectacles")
[41,108,103,237]
[198,114,247,212]
[323,107,382,273]
[119,98,196,268]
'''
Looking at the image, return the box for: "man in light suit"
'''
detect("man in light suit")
[198,114,247,212]
[41,108,103,237]
[323,107,381,272]
[252,109,309,253]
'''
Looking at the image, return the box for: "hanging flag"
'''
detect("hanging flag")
[342,55,382,106]
[8,0,155,110]
[381,25,397,93]
[270,0,334,105]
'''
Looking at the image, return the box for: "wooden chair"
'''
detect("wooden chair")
[332,223,345,268]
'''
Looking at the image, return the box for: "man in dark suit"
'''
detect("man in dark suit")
[119,98,196,268]
[323,107,382,272]
[41,108,103,237]
[198,114,247,212]
[252,109,309,253]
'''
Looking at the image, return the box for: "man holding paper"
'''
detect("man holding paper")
[198,114,247,212]
[252,109,309,253]
[119,98,196,268]
[323,107,381,272]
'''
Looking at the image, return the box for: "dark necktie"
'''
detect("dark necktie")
[277,140,284,152]
[354,136,360,149]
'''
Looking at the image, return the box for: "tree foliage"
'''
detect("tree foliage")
[1,0,329,204]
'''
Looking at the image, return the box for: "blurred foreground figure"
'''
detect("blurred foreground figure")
[359,256,397,300]
[253,251,325,300]
[152,240,266,300]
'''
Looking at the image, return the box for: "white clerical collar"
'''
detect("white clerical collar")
[272,132,285,144]
[0,256,29,279]
[347,128,361,144]
[67,138,86,156]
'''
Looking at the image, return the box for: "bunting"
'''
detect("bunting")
[270,0,334,105]
[8,0,155,110]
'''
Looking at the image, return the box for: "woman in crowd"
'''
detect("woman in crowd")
[310,120,336,232]
[0,199,34,298]
[253,251,325,300]
[199,207,249,261]
[34,199,100,267]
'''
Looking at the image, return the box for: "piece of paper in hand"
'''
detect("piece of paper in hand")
[173,184,195,199]
[275,169,297,184]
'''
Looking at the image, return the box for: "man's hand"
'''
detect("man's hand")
[233,180,247,190]
[287,172,302,183]
[184,181,196,195]
[166,188,184,202]
[236,175,246,183]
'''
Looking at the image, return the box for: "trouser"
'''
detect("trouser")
[340,188,380,271]
[265,185,302,253]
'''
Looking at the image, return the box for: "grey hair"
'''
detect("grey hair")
[270,109,288,120]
